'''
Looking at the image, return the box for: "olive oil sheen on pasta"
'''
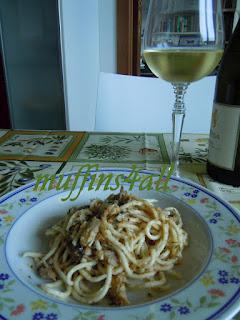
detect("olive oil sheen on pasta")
[143,49,223,83]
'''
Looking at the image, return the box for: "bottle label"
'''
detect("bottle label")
[208,103,240,170]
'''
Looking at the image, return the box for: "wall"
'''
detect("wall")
[59,0,116,131]
[60,0,216,134]
[99,0,116,73]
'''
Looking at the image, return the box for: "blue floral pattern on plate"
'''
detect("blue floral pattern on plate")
[0,168,239,320]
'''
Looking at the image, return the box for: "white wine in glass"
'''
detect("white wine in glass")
[143,0,224,174]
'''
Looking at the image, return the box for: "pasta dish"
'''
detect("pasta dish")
[23,188,188,305]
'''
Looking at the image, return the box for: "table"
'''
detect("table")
[0,129,239,320]
[0,130,239,212]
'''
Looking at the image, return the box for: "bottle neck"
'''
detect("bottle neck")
[215,17,240,105]
[223,17,240,53]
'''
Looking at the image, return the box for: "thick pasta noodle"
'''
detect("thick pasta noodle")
[23,188,188,305]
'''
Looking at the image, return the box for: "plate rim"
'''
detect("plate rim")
[0,167,240,320]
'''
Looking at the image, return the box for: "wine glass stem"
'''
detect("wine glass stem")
[171,83,188,174]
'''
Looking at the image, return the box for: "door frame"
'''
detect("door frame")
[117,0,142,75]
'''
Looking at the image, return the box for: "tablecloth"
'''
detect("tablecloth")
[0,130,239,212]
[0,129,240,320]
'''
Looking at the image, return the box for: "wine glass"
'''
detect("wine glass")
[143,0,224,174]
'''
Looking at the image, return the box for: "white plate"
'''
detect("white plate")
[0,168,240,320]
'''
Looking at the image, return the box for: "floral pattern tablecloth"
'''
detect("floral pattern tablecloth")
[0,130,239,212]
[0,129,239,320]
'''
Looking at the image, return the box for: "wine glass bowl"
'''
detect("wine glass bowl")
[143,0,224,172]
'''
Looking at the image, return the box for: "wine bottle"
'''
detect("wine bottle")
[207,18,240,186]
